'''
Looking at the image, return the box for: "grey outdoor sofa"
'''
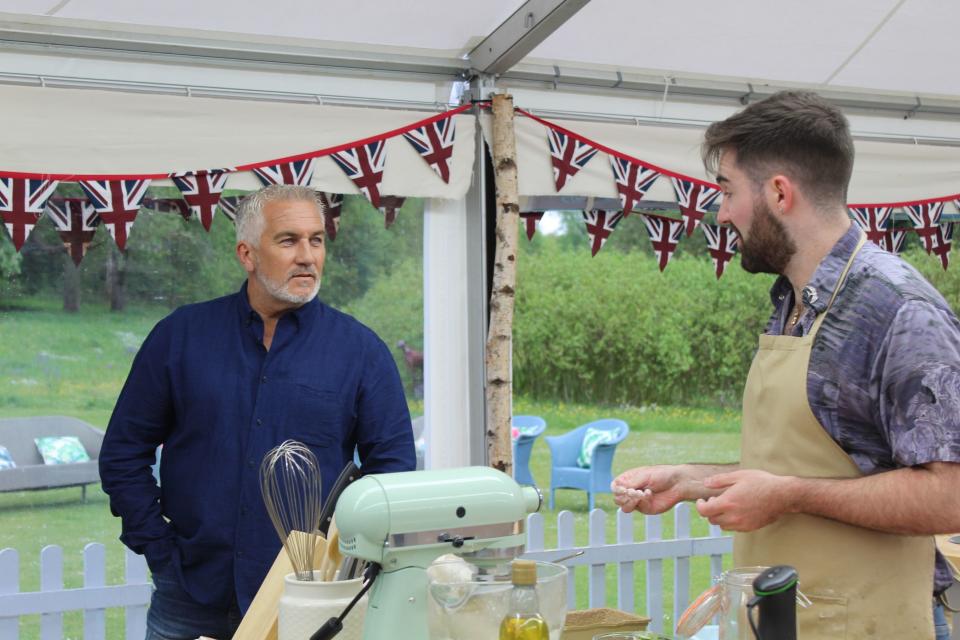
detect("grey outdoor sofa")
[0,415,104,501]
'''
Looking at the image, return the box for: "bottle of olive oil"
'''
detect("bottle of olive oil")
[499,559,549,640]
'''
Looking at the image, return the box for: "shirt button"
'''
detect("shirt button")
[237,550,244,558]
[241,506,249,515]
[248,459,255,468]
[261,375,268,383]
[256,418,263,426]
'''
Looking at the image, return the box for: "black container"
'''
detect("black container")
[746,565,798,640]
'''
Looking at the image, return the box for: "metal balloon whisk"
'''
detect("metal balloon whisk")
[260,440,323,581]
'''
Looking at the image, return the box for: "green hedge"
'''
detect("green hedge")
[513,243,775,406]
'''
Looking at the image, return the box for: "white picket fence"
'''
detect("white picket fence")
[522,502,732,635]
[0,544,150,640]
[0,503,730,639]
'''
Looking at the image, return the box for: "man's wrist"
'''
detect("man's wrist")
[782,475,808,514]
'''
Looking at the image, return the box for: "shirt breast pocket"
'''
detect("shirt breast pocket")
[282,383,347,453]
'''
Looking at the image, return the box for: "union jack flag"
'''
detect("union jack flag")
[46,197,100,266]
[904,202,944,254]
[331,141,387,209]
[879,228,908,255]
[931,222,954,270]
[142,197,191,220]
[0,178,60,251]
[582,209,623,256]
[403,116,456,183]
[671,177,722,237]
[849,207,893,246]
[701,223,739,279]
[380,196,405,229]
[218,195,243,224]
[547,129,598,192]
[642,213,685,272]
[609,156,659,217]
[520,212,545,241]
[319,192,343,240]
[253,159,316,187]
[170,169,233,231]
[79,179,150,251]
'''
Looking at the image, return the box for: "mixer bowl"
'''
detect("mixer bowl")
[426,559,568,640]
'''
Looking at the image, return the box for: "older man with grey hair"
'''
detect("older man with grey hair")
[100,184,415,640]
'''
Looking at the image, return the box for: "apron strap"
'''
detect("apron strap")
[809,230,867,335]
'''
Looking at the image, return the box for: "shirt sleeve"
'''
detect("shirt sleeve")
[353,336,416,474]
[98,319,177,573]
[875,299,960,467]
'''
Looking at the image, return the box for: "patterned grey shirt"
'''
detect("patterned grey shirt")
[766,223,960,593]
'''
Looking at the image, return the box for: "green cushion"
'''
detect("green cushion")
[35,436,90,465]
[577,427,617,468]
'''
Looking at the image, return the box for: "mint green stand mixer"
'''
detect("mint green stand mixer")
[334,467,542,640]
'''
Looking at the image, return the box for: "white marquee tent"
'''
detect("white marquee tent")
[2,0,959,466]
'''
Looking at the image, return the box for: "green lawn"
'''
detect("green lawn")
[0,303,742,638]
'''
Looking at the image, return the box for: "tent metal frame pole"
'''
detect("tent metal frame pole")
[467,0,590,76]
[0,70,457,113]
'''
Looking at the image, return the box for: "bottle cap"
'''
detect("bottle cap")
[511,559,538,586]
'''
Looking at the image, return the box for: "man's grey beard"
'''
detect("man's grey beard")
[255,269,321,305]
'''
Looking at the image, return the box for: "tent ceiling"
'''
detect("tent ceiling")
[2,0,958,101]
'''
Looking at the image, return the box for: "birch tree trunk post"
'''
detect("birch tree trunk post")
[486,93,520,475]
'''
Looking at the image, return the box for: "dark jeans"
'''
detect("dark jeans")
[934,602,951,640]
[145,571,242,640]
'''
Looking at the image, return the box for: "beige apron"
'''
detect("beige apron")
[734,233,935,639]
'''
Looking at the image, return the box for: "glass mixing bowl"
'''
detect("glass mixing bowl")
[427,558,568,640]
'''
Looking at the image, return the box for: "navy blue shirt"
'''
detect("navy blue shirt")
[99,284,414,611]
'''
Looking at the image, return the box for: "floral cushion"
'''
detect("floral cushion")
[0,445,15,470]
[35,436,90,465]
[511,424,541,441]
[577,427,617,468]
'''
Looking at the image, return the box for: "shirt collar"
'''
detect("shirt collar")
[236,280,322,329]
[799,223,862,314]
[767,223,862,312]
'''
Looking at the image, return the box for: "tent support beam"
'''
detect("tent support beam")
[467,0,591,76]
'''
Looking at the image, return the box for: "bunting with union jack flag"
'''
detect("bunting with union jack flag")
[520,212,545,241]
[701,223,739,279]
[642,213,685,272]
[547,129,598,192]
[671,177,722,237]
[45,197,100,266]
[331,141,387,209]
[849,206,893,246]
[880,228,908,255]
[931,222,954,270]
[610,156,659,217]
[79,179,150,251]
[403,117,455,183]
[582,209,623,256]
[218,195,242,224]
[253,159,316,187]
[0,178,60,251]
[319,192,343,240]
[170,169,233,231]
[904,202,944,254]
